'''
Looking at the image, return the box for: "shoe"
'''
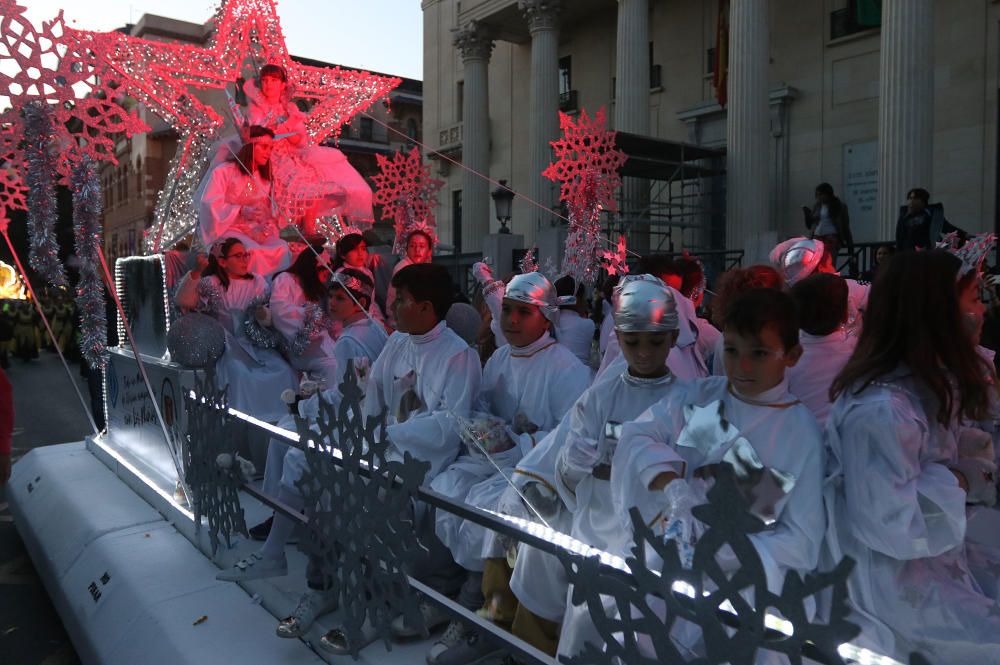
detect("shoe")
[319,619,379,655]
[390,599,451,639]
[215,551,287,581]
[427,621,504,665]
[275,589,339,638]
[249,516,274,541]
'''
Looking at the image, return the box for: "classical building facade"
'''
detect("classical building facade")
[423,0,1000,261]
[101,14,422,263]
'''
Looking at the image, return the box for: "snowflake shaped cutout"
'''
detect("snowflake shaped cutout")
[372,148,444,255]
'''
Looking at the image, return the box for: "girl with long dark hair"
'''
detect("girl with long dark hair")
[824,249,1000,662]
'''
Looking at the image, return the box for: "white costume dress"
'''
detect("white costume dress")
[554,309,596,367]
[269,271,338,385]
[266,316,388,498]
[432,333,591,571]
[363,321,481,481]
[785,328,856,426]
[243,79,374,226]
[197,163,291,278]
[554,365,686,659]
[823,367,1000,662]
[195,274,296,422]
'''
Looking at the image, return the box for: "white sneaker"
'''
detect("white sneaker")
[425,620,470,664]
[390,600,451,639]
[215,551,287,581]
[276,589,339,638]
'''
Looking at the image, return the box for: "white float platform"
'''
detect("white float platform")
[8,437,438,665]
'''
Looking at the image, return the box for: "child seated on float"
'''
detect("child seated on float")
[552,275,596,366]
[611,288,825,661]
[215,267,385,583]
[824,249,1000,662]
[786,272,856,425]
[421,272,591,664]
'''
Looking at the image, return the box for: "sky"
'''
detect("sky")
[19,0,424,80]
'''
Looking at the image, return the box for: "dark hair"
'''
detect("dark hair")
[907,187,930,204]
[673,254,706,299]
[406,229,434,249]
[333,233,366,271]
[259,64,287,82]
[391,263,454,321]
[278,247,328,303]
[815,182,834,197]
[637,255,678,281]
[554,275,584,306]
[233,126,274,180]
[722,288,800,352]
[330,267,374,311]
[790,273,848,336]
[830,250,993,424]
[709,264,783,325]
[203,237,244,291]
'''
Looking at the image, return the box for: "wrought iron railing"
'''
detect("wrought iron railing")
[182,364,918,665]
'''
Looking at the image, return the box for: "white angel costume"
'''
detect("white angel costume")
[823,367,1000,663]
[243,79,374,226]
[785,328,857,426]
[362,320,481,481]
[553,309,596,367]
[269,271,338,384]
[197,162,291,278]
[432,331,591,571]
[193,274,296,421]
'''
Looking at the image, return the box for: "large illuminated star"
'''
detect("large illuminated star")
[64,0,401,251]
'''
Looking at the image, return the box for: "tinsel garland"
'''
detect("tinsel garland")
[286,301,328,357]
[71,157,108,370]
[242,292,280,349]
[23,103,68,288]
[196,277,226,319]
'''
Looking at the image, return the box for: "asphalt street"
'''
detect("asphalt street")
[0,351,93,665]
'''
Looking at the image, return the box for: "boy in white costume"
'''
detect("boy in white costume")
[612,288,825,661]
[786,273,857,425]
[553,275,688,660]
[426,271,591,663]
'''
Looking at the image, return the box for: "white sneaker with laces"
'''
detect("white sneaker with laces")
[390,600,451,639]
[215,551,287,582]
[425,620,470,664]
[275,589,339,638]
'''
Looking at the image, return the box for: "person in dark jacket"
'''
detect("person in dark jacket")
[804,183,854,257]
[895,187,965,250]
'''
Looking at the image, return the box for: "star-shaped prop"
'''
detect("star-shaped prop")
[66,0,401,252]
[372,147,443,255]
[598,234,629,277]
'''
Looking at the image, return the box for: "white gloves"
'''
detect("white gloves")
[472,261,495,285]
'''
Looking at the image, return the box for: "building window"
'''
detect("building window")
[649,42,661,88]
[406,118,419,140]
[830,2,881,40]
[559,56,572,96]
[456,80,464,122]
[360,117,374,141]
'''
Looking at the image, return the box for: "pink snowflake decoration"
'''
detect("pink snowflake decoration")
[0,0,150,184]
[599,235,630,277]
[372,148,444,255]
[542,108,627,285]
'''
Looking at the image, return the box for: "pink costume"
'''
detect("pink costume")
[197,162,292,278]
[243,79,374,227]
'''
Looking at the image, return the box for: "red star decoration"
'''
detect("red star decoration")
[372,148,443,254]
[599,234,630,277]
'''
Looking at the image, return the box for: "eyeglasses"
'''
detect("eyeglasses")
[224,251,250,260]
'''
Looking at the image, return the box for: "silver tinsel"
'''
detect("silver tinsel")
[167,313,226,368]
[23,103,68,288]
[196,277,226,319]
[71,157,107,370]
[286,301,328,357]
[242,293,280,349]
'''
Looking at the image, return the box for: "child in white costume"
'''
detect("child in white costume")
[613,288,825,662]
[824,249,1000,663]
[427,271,591,663]
[553,275,688,660]
[175,238,295,422]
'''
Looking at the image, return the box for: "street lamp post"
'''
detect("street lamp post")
[491,179,514,234]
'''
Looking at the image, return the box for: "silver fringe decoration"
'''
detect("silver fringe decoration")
[71,157,107,370]
[287,301,328,357]
[23,102,68,288]
[242,293,280,349]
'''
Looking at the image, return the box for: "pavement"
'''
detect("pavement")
[0,350,94,665]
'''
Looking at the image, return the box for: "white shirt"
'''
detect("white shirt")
[786,328,856,425]
[554,309,596,366]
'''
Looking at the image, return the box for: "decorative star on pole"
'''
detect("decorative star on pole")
[65,0,401,252]
[371,147,443,255]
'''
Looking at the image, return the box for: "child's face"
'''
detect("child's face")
[722,324,801,397]
[406,233,432,264]
[617,330,677,378]
[392,285,431,334]
[328,287,362,322]
[260,74,285,101]
[342,241,368,268]
[501,299,549,347]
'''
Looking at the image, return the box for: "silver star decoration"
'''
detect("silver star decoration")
[722,437,797,525]
[676,400,736,463]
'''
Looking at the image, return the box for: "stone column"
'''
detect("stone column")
[615,0,651,253]
[877,0,933,241]
[453,21,494,252]
[725,0,771,261]
[519,0,561,230]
